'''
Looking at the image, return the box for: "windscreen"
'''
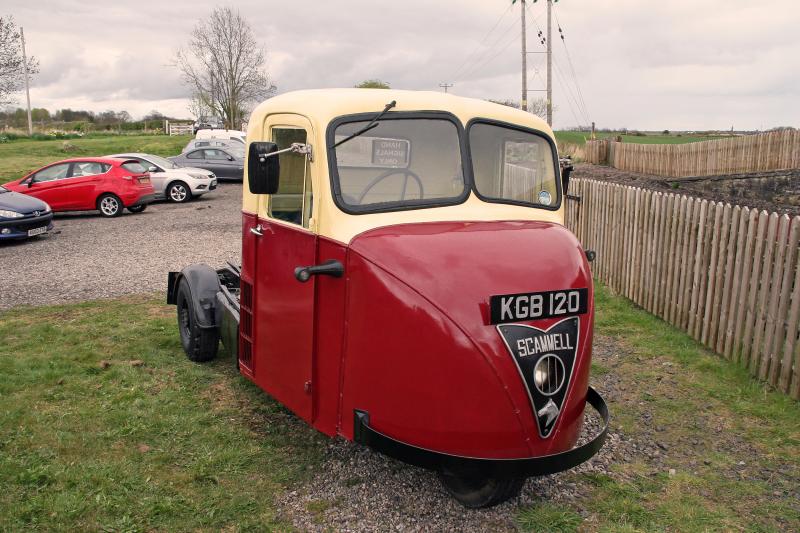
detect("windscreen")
[469,122,559,208]
[332,118,465,210]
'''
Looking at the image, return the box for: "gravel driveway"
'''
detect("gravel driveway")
[0,184,242,310]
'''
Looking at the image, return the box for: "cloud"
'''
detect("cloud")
[4,0,800,128]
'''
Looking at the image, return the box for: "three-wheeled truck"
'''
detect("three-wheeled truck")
[168,89,609,508]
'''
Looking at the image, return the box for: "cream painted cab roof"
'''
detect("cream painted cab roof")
[248,88,555,138]
[245,89,563,244]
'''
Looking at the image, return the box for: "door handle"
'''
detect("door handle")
[250,224,263,236]
[295,259,344,282]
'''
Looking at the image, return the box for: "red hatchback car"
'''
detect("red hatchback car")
[3,157,155,217]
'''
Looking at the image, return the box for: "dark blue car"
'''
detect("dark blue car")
[0,185,54,240]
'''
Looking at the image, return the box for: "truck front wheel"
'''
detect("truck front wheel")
[438,469,525,508]
[176,277,219,362]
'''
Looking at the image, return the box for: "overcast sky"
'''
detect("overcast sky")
[5,0,800,130]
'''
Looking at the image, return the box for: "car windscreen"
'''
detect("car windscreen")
[144,154,178,169]
[468,122,559,209]
[330,117,465,212]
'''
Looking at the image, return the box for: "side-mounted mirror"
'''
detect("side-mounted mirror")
[147,166,158,173]
[248,142,281,194]
[559,156,574,196]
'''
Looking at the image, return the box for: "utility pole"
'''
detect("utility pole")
[20,27,33,136]
[520,0,527,112]
[439,83,453,93]
[546,0,553,126]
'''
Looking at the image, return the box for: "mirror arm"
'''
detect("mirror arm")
[257,143,313,163]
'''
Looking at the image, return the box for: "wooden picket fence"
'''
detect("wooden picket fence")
[565,178,800,399]
[585,130,800,178]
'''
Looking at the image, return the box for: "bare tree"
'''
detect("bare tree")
[488,98,552,121]
[0,16,38,106]
[175,7,275,130]
[187,91,213,121]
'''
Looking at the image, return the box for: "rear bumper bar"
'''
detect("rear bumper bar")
[354,386,609,479]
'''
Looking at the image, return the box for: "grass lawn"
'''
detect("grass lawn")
[0,135,190,183]
[518,284,800,532]
[1,287,797,530]
[555,131,729,146]
[0,295,324,531]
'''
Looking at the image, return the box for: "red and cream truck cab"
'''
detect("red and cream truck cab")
[168,89,608,508]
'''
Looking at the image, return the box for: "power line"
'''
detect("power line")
[450,3,515,82]
[456,21,520,82]
[439,82,453,93]
[552,3,591,124]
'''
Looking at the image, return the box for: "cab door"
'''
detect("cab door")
[253,115,317,423]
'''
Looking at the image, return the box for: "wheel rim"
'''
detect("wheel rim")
[100,196,119,215]
[178,297,191,344]
[170,184,187,202]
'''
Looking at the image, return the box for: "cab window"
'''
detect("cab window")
[330,116,465,212]
[32,163,70,182]
[268,127,312,228]
[469,122,559,209]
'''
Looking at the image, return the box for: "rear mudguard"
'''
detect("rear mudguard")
[167,264,220,329]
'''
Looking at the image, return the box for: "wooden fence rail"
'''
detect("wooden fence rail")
[585,130,800,178]
[565,178,800,399]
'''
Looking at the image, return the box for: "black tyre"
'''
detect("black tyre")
[127,204,147,213]
[438,470,525,508]
[176,277,219,362]
[97,193,123,217]
[167,181,192,203]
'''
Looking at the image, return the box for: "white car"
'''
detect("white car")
[195,129,246,144]
[107,153,217,203]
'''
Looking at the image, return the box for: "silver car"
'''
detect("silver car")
[169,147,244,181]
[183,138,243,154]
[107,153,218,203]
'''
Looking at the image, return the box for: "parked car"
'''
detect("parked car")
[0,185,54,240]
[193,117,224,134]
[182,138,243,154]
[3,158,155,217]
[195,129,246,144]
[107,152,217,203]
[169,148,244,180]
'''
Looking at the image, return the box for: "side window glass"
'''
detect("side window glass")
[70,162,105,177]
[204,149,227,160]
[33,163,70,182]
[268,127,312,228]
[186,150,202,160]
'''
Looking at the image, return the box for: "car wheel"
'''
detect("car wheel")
[438,469,525,508]
[97,194,123,217]
[176,277,219,362]
[127,205,147,213]
[167,181,192,203]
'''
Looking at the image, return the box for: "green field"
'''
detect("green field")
[1,288,797,531]
[555,131,729,146]
[0,134,190,183]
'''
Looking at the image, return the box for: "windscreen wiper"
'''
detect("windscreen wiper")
[331,100,397,149]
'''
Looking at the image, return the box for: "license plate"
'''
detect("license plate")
[138,177,150,184]
[27,226,47,237]
[489,288,588,324]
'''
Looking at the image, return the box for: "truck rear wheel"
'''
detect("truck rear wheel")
[438,470,525,508]
[176,277,219,362]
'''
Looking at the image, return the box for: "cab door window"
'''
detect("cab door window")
[268,128,312,228]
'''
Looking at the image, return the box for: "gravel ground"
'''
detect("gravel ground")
[275,336,632,532]
[0,183,242,310]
